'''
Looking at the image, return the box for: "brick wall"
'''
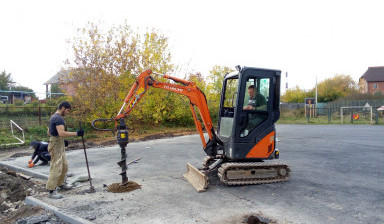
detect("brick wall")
[368,81,384,94]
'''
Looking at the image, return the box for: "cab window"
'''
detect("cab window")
[240,77,270,137]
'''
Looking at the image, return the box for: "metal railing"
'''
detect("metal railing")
[0,120,25,146]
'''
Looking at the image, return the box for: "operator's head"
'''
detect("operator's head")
[58,101,71,116]
[248,85,256,98]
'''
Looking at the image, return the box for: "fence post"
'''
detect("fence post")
[341,107,343,124]
[38,106,42,125]
[328,107,331,123]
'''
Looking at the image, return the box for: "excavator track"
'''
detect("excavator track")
[218,162,290,185]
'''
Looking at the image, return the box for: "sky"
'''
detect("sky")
[1,0,384,99]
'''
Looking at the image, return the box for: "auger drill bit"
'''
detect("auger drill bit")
[116,119,129,185]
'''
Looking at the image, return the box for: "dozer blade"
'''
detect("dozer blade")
[183,163,208,192]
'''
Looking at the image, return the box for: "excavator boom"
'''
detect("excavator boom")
[116,70,221,154]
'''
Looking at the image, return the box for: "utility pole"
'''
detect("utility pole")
[315,76,318,104]
[285,72,288,90]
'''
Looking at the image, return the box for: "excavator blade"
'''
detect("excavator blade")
[183,163,208,192]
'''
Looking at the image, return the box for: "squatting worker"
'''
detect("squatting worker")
[46,101,84,199]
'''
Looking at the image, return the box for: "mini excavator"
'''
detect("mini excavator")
[92,66,290,192]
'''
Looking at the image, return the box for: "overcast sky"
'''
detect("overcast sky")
[1,0,383,98]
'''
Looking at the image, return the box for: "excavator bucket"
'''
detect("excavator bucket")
[183,163,208,192]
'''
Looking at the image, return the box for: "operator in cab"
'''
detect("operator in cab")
[243,85,266,110]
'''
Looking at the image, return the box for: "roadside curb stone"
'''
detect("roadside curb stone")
[0,162,49,179]
[25,196,94,224]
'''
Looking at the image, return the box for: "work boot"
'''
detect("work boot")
[58,184,73,191]
[40,161,48,166]
[48,191,63,199]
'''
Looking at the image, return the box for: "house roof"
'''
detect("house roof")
[44,70,70,85]
[360,66,384,82]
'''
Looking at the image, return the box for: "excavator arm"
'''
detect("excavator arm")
[115,69,222,156]
[92,69,221,191]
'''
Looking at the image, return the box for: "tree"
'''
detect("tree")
[207,65,234,95]
[0,70,36,98]
[206,65,234,120]
[65,22,174,125]
[0,70,12,90]
[281,86,313,103]
[315,74,358,102]
[50,84,62,94]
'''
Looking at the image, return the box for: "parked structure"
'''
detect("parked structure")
[359,66,384,94]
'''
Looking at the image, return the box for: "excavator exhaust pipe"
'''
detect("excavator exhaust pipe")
[183,163,208,192]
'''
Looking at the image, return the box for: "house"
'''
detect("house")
[359,66,384,94]
[44,70,74,98]
[0,91,32,104]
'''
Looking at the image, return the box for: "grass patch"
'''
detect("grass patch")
[1,123,198,149]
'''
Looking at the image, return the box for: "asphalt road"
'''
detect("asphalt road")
[2,124,384,224]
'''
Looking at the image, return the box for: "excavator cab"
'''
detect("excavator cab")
[218,66,281,160]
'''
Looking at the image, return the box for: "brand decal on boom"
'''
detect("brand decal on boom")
[164,85,183,92]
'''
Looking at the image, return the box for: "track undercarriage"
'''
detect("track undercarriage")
[184,156,290,192]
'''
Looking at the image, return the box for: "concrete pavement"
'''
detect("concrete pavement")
[1,124,384,224]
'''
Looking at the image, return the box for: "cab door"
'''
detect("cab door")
[232,67,281,159]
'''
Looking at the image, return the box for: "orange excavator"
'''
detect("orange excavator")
[92,66,290,192]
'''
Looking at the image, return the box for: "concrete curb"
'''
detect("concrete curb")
[25,196,94,224]
[0,162,49,179]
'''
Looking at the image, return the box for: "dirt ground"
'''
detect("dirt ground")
[0,130,197,223]
[0,167,48,223]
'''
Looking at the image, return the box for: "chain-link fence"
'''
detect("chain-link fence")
[280,100,384,124]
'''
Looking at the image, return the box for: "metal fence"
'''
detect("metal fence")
[280,100,384,124]
[1,100,383,130]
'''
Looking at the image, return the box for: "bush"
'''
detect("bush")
[281,108,304,118]
[14,100,24,106]
[25,125,49,142]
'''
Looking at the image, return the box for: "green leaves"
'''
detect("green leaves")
[316,74,358,102]
[63,22,237,128]
[65,23,174,125]
[282,74,358,103]
[282,86,312,103]
[0,70,13,91]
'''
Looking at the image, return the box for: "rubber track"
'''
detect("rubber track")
[217,162,291,185]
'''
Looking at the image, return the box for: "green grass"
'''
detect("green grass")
[0,122,197,149]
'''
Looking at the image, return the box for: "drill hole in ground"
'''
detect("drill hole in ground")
[245,215,270,224]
